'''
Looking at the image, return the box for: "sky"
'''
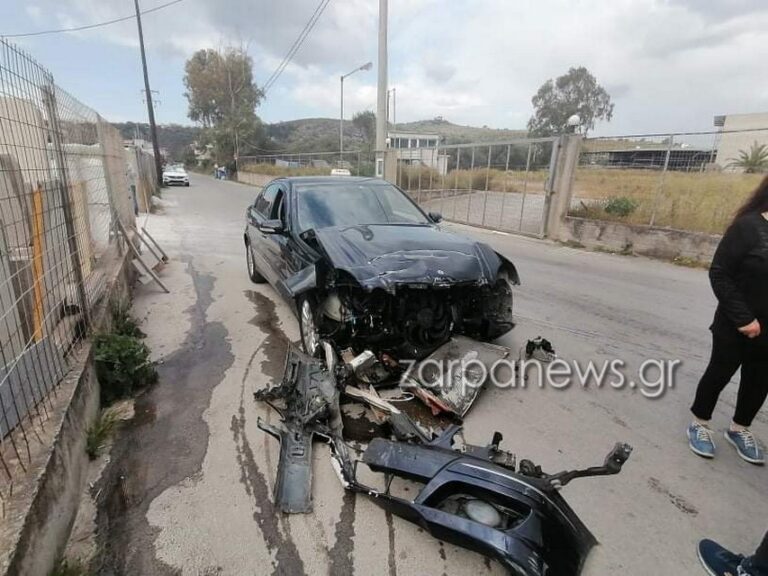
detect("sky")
[1,0,767,136]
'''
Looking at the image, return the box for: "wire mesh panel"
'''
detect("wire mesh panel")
[572,130,767,234]
[395,138,558,237]
[0,39,135,490]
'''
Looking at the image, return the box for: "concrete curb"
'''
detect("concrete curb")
[0,242,136,576]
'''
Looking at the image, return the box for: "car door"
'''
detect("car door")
[247,183,280,284]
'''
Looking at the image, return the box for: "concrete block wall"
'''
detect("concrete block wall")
[561,216,720,263]
[0,241,135,576]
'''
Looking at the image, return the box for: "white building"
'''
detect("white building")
[388,131,449,175]
[714,112,768,171]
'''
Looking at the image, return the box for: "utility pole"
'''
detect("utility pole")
[134,0,164,188]
[375,0,388,176]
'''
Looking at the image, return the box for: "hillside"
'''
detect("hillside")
[113,122,201,160]
[266,117,527,151]
[393,117,527,144]
[112,117,528,160]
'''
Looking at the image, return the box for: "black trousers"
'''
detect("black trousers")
[755,531,768,571]
[691,328,768,427]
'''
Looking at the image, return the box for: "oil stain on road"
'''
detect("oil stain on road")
[96,262,234,575]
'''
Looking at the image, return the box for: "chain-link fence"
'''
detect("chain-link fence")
[571,129,768,234]
[0,39,135,490]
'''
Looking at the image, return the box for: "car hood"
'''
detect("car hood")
[313,224,508,292]
[163,171,187,176]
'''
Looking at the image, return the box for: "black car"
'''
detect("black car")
[244,176,519,358]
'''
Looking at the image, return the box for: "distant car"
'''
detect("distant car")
[243,176,519,359]
[162,164,189,186]
[330,168,351,176]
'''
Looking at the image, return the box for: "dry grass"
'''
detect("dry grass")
[240,163,329,177]
[572,168,761,234]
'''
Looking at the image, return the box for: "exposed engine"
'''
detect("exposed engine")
[315,277,514,358]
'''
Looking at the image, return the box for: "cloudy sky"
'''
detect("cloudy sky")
[2,0,767,135]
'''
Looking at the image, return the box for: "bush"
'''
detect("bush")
[86,409,119,460]
[110,303,144,339]
[603,196,639,217]
[94,334,157,405]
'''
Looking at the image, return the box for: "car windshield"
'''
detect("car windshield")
[296,181,430,232]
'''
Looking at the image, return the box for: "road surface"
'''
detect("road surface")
[97,173,767,575]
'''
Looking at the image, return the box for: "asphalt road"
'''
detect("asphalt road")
[99,173,767,575]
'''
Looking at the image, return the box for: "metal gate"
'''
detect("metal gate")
[388,136,559,237]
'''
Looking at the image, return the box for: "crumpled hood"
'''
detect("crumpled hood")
[313,224,505,292]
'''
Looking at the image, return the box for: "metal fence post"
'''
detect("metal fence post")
[43,84,91,326]
[649,135,673,227]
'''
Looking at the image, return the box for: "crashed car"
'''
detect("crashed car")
[244,176,519,358]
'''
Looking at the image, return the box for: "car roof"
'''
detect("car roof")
[275,176,385,187]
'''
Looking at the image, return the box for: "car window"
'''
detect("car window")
[255,184,279,217]
[271,190,286,224]
[296,181,429,233]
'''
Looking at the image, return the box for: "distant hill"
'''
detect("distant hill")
[113,117,527,160]
[113,122,201,160]
[265,117,527,152]
[393,118,527,144]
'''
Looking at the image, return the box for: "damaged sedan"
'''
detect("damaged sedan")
[244,176,519,358]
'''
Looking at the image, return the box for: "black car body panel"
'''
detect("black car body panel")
[312,224,517,293]
[245,177,519,357]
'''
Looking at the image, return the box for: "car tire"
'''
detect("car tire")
[185,182,190,187]
[246,243,266,284]
[298,295,321,357]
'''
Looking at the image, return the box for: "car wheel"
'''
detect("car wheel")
[185,182,190,187]
[298,295,321,357]
[246,243,266,284]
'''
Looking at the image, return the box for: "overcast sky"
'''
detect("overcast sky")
[2,0,767,135]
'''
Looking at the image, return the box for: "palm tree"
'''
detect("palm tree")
[728,141,768,173]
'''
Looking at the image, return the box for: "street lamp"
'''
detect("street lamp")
[340,61,372,164]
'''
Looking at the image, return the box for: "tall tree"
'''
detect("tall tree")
[527,67,614,137]
[352,111,376,151]
[183,47,265,165]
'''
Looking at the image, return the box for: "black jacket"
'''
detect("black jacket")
[710,212,768,335]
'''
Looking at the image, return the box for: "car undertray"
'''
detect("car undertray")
[253,345,632,575]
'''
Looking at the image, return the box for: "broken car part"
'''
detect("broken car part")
[345,426,632,576]
[254,346,342,513]
[402,336,513,417]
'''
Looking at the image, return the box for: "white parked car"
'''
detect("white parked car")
[330,168,351,176]
[162,164,190,186]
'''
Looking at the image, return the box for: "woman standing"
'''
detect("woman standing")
[688,175,768,465]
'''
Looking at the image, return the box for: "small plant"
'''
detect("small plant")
[603,196,639,217]
[86,409,119,460]
[110,303,144,338]
[94,333,157,405]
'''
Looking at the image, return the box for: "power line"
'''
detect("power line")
[1,0,185,38]
[262,0,331,94]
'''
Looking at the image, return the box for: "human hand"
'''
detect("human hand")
[738,320,762,339]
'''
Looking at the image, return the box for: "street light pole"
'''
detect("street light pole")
[375,0,388,157]
[339,62,372,166]
[340,74,344,161]
[133,0,163,188]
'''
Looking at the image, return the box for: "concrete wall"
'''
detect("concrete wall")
[715,112,768,171]
[561,216,720,262]
[237,171,273,189]
[0,241,135,576]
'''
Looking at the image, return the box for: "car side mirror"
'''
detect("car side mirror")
[259,219,285,234]
[428,211,443,223]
